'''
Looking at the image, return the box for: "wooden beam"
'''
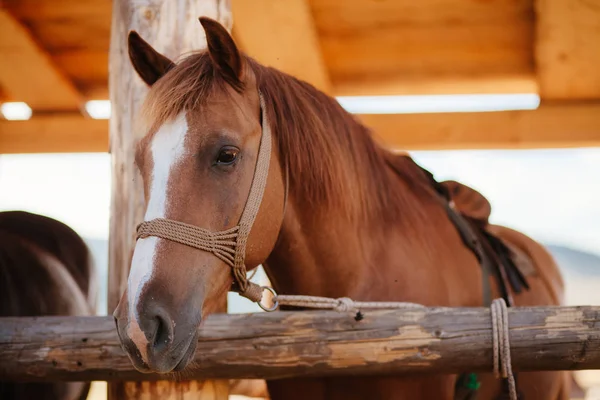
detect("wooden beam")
[535,0,600,100]
[2,102,599,154]
[334,74,538,97]
[0,115,107,154]
[359,102,600,151]
[231,0,331,93]
[0,10,82,111]
[108,1,231,399]
[1,306,600,381]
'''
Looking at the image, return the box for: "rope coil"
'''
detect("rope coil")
[491,298,517,400]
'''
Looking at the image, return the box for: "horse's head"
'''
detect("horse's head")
[113,17,285,374]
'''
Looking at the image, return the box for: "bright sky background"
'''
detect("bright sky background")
[0,153,111,239]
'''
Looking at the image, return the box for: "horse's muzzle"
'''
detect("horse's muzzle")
[113,291,200,374]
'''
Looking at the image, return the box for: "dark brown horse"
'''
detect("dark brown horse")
[114,17,569,399]
[0,211,96,400]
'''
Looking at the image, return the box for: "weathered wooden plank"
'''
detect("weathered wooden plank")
[360,102,600,150]
[535,0,600,100]
[1,306,599,382]
[108,0,231,398]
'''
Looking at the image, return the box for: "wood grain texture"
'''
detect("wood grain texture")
[2,0,543,99]
[535,0,600,100]
[0,10,83,111]
[4,0,112,99]
[360,102,600,150]
[0,115,107,154]
[231,0,331,93]
[1,306,599,382]
[309,0,536,96]
[108,0,231,398]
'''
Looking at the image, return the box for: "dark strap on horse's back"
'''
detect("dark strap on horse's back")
[412,162,526,400]
[384,154,526,399]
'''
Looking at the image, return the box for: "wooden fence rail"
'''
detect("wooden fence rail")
[1,306,599,382]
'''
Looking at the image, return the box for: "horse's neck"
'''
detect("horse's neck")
[263,161,474,303]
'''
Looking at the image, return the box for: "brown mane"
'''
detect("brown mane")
[141,51,410,223]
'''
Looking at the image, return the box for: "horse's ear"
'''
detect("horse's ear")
[199,17,243,88]
[128,31,175,86]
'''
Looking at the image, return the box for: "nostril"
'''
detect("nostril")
[153,313,173,351]
[139,305,174,354]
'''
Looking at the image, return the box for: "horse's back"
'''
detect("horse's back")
[442,179,565,305]
[0,211,96,309]
[0,212,95,400]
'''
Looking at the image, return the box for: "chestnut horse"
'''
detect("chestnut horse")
[0,210,96,400]
[114,17,569,400]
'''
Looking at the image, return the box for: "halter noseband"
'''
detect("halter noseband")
[136,91,272,304]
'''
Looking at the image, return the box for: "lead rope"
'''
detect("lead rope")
[266,293,515,399]
[273,295,424,312]
[491,298,518,400]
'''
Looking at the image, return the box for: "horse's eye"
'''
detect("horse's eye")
[216,146,239,165]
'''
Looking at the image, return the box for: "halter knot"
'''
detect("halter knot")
[238,282,264,303]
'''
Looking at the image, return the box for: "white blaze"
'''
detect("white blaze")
[127,113,189,340]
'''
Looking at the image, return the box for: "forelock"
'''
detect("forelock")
[139,51,243,134]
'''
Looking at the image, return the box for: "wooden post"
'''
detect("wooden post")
[108,0,231,398]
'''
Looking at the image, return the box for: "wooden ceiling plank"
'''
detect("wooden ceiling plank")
[360,102,600,150]
[0,115,107,154]
[231,0,331,93]
[4,0,111,21]
[310,0,535,96]
[535,0,600,100]
[0,10,83,111]
[53,50,108,91]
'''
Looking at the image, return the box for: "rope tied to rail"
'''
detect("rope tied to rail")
[491,298,518,400]
[273,295,424,313]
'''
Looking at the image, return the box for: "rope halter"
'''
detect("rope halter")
[136,90,272,305]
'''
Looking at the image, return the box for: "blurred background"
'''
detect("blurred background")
[0,0,599,399]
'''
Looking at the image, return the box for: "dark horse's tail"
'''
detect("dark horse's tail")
[0,211,96,400]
